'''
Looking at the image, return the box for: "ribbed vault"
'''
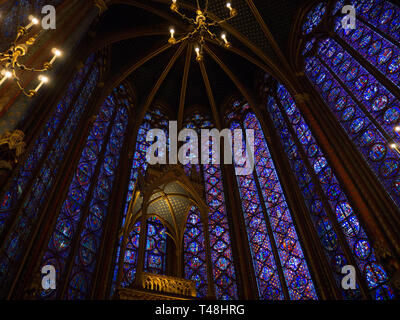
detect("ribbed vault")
[82,0,311,131]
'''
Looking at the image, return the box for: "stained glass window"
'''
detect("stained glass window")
[302,2,327,35]
[264,82,394,300]
[40,85,130,299]
[301,1,400,277]
[0,54,99,298]
[184,111,238,300]
[144,217,167,275]
[183,206,208,298]
[119,221,140,288]
[303,1,400,205]
[227,105,317,300]
[111,107,169,290]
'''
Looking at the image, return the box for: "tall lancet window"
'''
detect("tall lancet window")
[0,53,100,298]
[263,80,394,299]
[39,84,130,299]
[302,1,400,211]
[183,206,208,298]
[144,217,167,275]
[183,111,238,300]
[226,103,317,300]
[111,107,169,290]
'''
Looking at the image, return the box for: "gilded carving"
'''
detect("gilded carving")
[116,272,196,300]
[0,129,26,170]
[93,0,108,14]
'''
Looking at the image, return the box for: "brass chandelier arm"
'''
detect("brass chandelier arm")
[12,70,36,98]
[208,13,237,26]
[0,17,60,97]
[15,62,51,73]
[172,8,195,24]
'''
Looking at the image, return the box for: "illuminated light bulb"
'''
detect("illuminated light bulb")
[39,75,49,83]
[34,75,49,93]
[390,143,397,149]
[171,0,178,11]
[0,70,12,87]
[221,32,231,48]
[226,2,237,16]
[25,15,39,30]
[195,47,202,61]
[49,48,62,64]
[395,126,400,132]
[169,27,176,44]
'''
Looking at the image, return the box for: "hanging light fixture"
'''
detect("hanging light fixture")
[0,15,62,97]
[168,0,237,61]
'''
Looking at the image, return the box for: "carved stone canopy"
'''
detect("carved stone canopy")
[129,164,208,246]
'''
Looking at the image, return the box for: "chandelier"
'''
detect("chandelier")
[0,15,62,97]
[168,0,237,61]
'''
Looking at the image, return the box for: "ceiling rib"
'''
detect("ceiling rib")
[244,0,291,71]
[199,59,222,130]
[134,42,187,131]
[178,44,193,130]
[204,44,269,137]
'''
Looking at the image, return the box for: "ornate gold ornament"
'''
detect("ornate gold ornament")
[0,129,26,170]
[93,0,108,15]
[116,272,196,300]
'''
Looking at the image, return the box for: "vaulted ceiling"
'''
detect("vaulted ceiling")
[91,0,312,124]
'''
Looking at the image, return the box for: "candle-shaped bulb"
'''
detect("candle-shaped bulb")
[221,32,230,47]
[0,70,12,87]
[52,48,62,57]
[195,47,202,61]
[2,70,12,78]
[169,27,176,43]
[171,0,178,10]
[226,2,236,16]
[35,75,49,93]
[49,48,62,64]
[390,143,397,149]
[39,75,49,83]
[25,15,39,30]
